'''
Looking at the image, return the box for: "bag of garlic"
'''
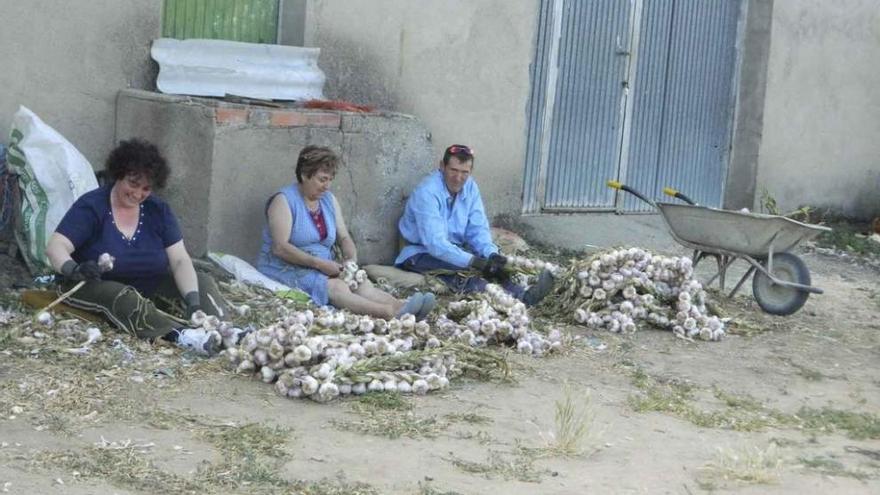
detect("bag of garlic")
[6,106,98,275]
[537,247,726,341]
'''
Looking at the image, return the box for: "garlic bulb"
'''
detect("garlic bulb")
[236,360,255,373]
[301,376,319,395]
[318,382,340,401]
[341,261,369,291]
[412,379,429,395]
[97,252,115,272]
[260,366,276,383]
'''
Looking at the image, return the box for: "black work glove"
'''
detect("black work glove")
[61,260,102,282]
[485,253,508,278]
[470,256,488,273]
[183,291,202,320]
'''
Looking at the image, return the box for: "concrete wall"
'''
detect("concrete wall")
[756,0,880,219]
[116,90,434,264]
[724,0,774,210]
[303,0,540,217]
[0,0,160,165]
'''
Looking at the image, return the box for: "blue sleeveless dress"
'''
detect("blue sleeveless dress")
[256,184,337,305]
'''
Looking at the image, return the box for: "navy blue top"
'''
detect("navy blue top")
[55,184,183,295]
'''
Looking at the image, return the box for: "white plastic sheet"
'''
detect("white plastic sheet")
[152,38,325,101]
[208,251,292,292]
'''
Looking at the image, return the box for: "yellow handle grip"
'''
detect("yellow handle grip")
[663,187,678,197]
[607,180,623,190]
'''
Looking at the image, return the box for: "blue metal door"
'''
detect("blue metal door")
[523,0,742,213]
[524,0,633,211]
[622,0,741,211]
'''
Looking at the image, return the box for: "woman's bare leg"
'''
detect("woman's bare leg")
[328,279,395,318]
[353,279,404,312]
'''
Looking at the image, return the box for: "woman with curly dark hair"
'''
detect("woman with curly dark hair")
[45,138,236,355]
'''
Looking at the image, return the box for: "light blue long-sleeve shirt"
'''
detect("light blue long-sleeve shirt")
[395,170,498,268]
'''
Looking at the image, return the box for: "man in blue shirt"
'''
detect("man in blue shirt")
[395,144,553,305]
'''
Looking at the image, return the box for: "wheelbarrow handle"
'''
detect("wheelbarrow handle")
[606,180,655,207]
[662,186,697,205]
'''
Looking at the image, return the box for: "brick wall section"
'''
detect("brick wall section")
[214,108,249,124]
[215,106,342,129]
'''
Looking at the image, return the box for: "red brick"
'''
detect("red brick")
[215,108,249,124]
[305,113,342,128]
[270,110,308,127]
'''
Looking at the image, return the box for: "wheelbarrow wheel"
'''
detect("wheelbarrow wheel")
[752,252,811,316]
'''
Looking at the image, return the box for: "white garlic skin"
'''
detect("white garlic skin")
[36,311,53,326]
[412,379,429,395]
[300,376,319,395]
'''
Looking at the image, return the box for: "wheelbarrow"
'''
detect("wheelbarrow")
[607,180,831,315]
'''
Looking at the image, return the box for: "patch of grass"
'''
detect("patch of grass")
[697,444,783,486]
[354,391,412,411]
[632,372,880,440]
[445,450,546,483]
[41,411,74,436]
[798,407,880,440]
[628,372,793,432]
[816,222,880,257]
[452,429,495,444]
[197,454,290,488]
[333,400,448,439]
[778,357,827,381]
[418,482,465,495]
[526,385,600,458]
[37,447,203,495]
[34,443,379,495]
[445,411,493,425]
[199,458,380,494]
[200,422,291,459]
[727,320,773,337]
[799,455,872,480]
[793,365,825,382]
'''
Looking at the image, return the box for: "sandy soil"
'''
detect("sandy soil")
[0,247,878,494]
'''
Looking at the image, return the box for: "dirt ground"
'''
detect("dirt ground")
[0,240,878,494]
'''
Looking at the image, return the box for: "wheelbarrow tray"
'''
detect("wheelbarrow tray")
[656,203,831,257]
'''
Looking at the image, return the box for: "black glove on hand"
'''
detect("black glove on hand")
[484,253,508,279]
[61,260,102,282]
[470,256,489,272]
[183,291,202,319]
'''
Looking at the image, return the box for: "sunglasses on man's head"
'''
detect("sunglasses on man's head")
[446,145,474,157]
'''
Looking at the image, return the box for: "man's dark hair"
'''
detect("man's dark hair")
[442,144,475,166]
[105,138,170,189]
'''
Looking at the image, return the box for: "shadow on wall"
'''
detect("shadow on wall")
[313,35,400,111]
[846,169,880,220]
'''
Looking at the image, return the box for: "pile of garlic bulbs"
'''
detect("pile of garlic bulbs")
[224,307,489,402]
[505,254,562,277]
[555,248,725,341]
[440,283,563,356]
[224,282,560,401]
